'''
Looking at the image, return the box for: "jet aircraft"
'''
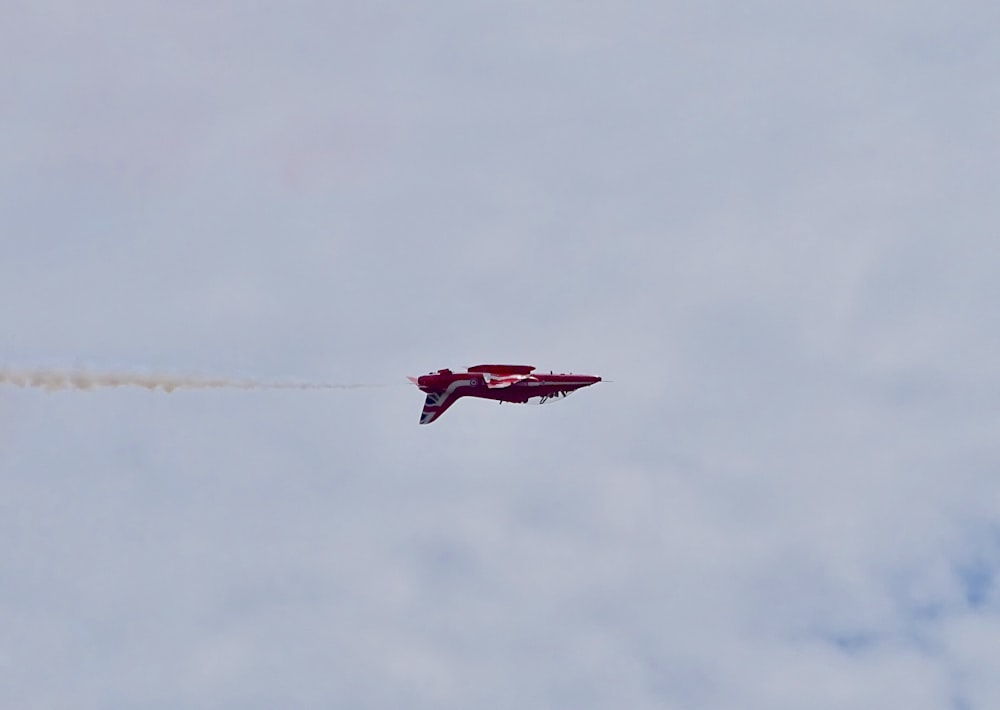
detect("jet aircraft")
[408,364,601,424]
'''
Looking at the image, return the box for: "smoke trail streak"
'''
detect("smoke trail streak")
[0,369,380,393]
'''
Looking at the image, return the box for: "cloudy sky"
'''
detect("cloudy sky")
[3,2,1000,708]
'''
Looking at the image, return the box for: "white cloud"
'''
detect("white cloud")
[3,1,1000,708]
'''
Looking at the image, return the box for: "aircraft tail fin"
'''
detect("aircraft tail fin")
[418,389,461,425]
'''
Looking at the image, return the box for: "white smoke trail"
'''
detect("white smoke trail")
[0,368,379,393]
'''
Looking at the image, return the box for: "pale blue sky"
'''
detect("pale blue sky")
[3,2,1000,708]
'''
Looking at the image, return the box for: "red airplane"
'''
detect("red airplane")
[408,364,601,424]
